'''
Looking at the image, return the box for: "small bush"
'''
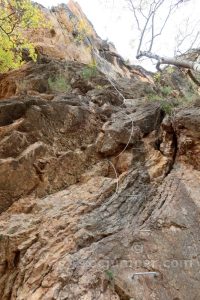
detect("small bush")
[147,93,162,102]
[154,72,161,83]
[160,100,174,115]
[81,63,98,80]
[160,85,173,96]
[75,19,93,42]
[105,269,114,281]
[181,91,198,103]
[105,269,115,287]
[166,66,174,74]
[147,93,174,115]
[48,75,71,93]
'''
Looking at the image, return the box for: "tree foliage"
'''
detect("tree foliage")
[0,0,45,72]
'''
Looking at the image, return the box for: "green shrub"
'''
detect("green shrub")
[166,66,174,74]
[147,93,174,115]
[105,269,115,287]
[105,269,114,281]
[81,63,98,80]
[181,91,198,103]
[160,85,173,96]
[160,100,174,115]
[48,75,71,93]
[154,72,161,83]
[75,19,93,42]
[147,93,162,102]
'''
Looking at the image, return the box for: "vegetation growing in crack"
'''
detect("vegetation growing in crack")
[104,269,115,293]
[147,64,200,115]
[48,75,71,93]
[105,269,114,282]
[73,19,93,44]
[146,83,175,115]
[81,62,98,80]
[147,95,175,115]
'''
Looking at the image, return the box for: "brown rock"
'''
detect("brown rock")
[0,9,199,298]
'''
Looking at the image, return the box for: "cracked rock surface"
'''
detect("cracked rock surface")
[0,57,200,300]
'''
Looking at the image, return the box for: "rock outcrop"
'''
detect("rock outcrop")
[0,2,200,300]
[26,1,153,80]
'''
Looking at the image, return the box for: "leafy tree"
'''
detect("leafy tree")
[0,0,45,72]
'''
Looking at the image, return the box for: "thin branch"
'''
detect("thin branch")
[0,19,19,36]
[149,8,156,51]
[175,18,200,55]
[176,32,191,53]
[127,0,141,31]
[0,12,15,22]
[190,31,200,50]
[148,0,176,52]
[152,4,174,40]
[136,0,157,56]
[138,1,148,19]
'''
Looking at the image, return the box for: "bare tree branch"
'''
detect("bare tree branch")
[129,0,176,56]
[137,50,200,72]
[126,0,200,73]
[148,0,168,51]
[136,0,158,56]
[126,0,141,31]
[151,3,174,41]
[190,31,200,50]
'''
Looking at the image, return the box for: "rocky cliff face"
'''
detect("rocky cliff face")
[0,0,152,101]
[0,2,200,300]
[26,0,148,80]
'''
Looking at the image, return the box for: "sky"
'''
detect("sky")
[35,0,200,69]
